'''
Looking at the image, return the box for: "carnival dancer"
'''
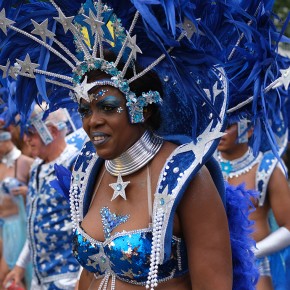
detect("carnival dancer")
[214,1,290,288]
[0,0,270,289]
[217,119,290,290]
[3,105,81,290]
[0,124,33,290]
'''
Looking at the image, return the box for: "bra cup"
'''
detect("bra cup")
[73,226,188,284]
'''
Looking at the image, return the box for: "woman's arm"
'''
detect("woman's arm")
[178,166,232,290]
[254,166,290,257]
[78,268,94,290]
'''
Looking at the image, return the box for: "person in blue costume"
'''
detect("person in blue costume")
[0,0,262,290]
[3,104,81,290]
[0,124,33,290]
[216,118,290,290]
[214,1,290,287]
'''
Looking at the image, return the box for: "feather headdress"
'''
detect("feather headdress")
[0,1,275,289]
[0,0,237,172]
[212,0,290,156]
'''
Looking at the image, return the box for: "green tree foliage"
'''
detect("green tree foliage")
[273,0,290,37]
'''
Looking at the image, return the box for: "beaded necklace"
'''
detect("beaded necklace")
[217,149,263,179]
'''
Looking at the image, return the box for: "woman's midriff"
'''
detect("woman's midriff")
[86,274,191,290]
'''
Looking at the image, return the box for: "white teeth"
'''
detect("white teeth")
[93,136,105,141]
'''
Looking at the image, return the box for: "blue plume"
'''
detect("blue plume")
[50,164,72,201]
[225,181,259,290]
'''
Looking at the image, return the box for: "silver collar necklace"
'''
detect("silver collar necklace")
[105,131,163,201]
[217,149,263,179]
[105,130,164,176]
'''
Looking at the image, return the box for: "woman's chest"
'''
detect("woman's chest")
[0,164,14,180]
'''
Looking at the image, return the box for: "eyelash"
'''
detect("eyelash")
[78,106,91,119]
[78,104,119,118]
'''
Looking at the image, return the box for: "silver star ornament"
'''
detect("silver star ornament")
[83,9,104,37]
[16,54,39,77]
[54,8,74,34]
[126,32,142,60]
[109,173,130,201]
[0,9,15,35]
[31,19,55,42]
[279,67,290,90]
[0,59,10,78]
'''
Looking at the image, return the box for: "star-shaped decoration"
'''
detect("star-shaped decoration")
[49,243,56,251]
[36,228,48,244]
[121,268,135,279]
[16,54,39,77]
[0,59,10,78]
[109,173,130,201]
[203,81,223,101]
[54,8,74,34]
[73,76,95,103]
[31,19,55,42]
[182,17,204,39]
[50,234,58,243]
[176,121,226,164]
[86,247,110,272]
[83,9,104,37]
[38,248,51,263]
[8,65,19,80]
[126,32,142,60]
[121,246,135,262]
[279,67,290,90]
[0,9,15,35]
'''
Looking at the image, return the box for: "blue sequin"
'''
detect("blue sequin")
[73,226,188,285]
[100,207,129,239]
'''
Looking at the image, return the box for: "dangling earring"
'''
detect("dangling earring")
[237,119,249,143]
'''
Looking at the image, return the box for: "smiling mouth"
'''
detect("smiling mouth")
[91,134,109,146]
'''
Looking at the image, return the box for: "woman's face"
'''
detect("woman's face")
[80,85,144,160]
[217,123,239,153]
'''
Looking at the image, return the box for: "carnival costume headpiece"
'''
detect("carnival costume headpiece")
[1,0,288,289]
[0,0,231,147]
[213,0,290,155]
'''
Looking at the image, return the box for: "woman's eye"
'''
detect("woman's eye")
[102,105,115,112]
[78,107,91,118]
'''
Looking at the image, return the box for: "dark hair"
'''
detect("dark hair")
[85,50,163,131]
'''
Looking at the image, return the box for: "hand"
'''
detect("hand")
[10,186,28,197]
[3,266,25,289]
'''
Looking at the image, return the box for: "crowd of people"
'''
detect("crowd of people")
[0,0,289,290]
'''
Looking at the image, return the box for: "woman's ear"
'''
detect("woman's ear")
[143,106,152,122]
[247,127,254,139]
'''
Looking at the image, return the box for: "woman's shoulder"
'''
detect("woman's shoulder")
[150,140,178,169]
[18,154,34,167]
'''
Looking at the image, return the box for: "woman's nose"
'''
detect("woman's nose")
[88,110,104,127]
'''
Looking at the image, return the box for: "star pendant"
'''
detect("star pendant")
[109,173,130,201]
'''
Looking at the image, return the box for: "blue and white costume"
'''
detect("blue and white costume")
[70,139,257,289]
[18,144,80,290]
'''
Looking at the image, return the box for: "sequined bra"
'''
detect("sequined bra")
[72,224,188,285]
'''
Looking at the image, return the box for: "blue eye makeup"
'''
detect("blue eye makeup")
[95,95,123,113]
[78,95,124,119]
[78,103,92,119]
